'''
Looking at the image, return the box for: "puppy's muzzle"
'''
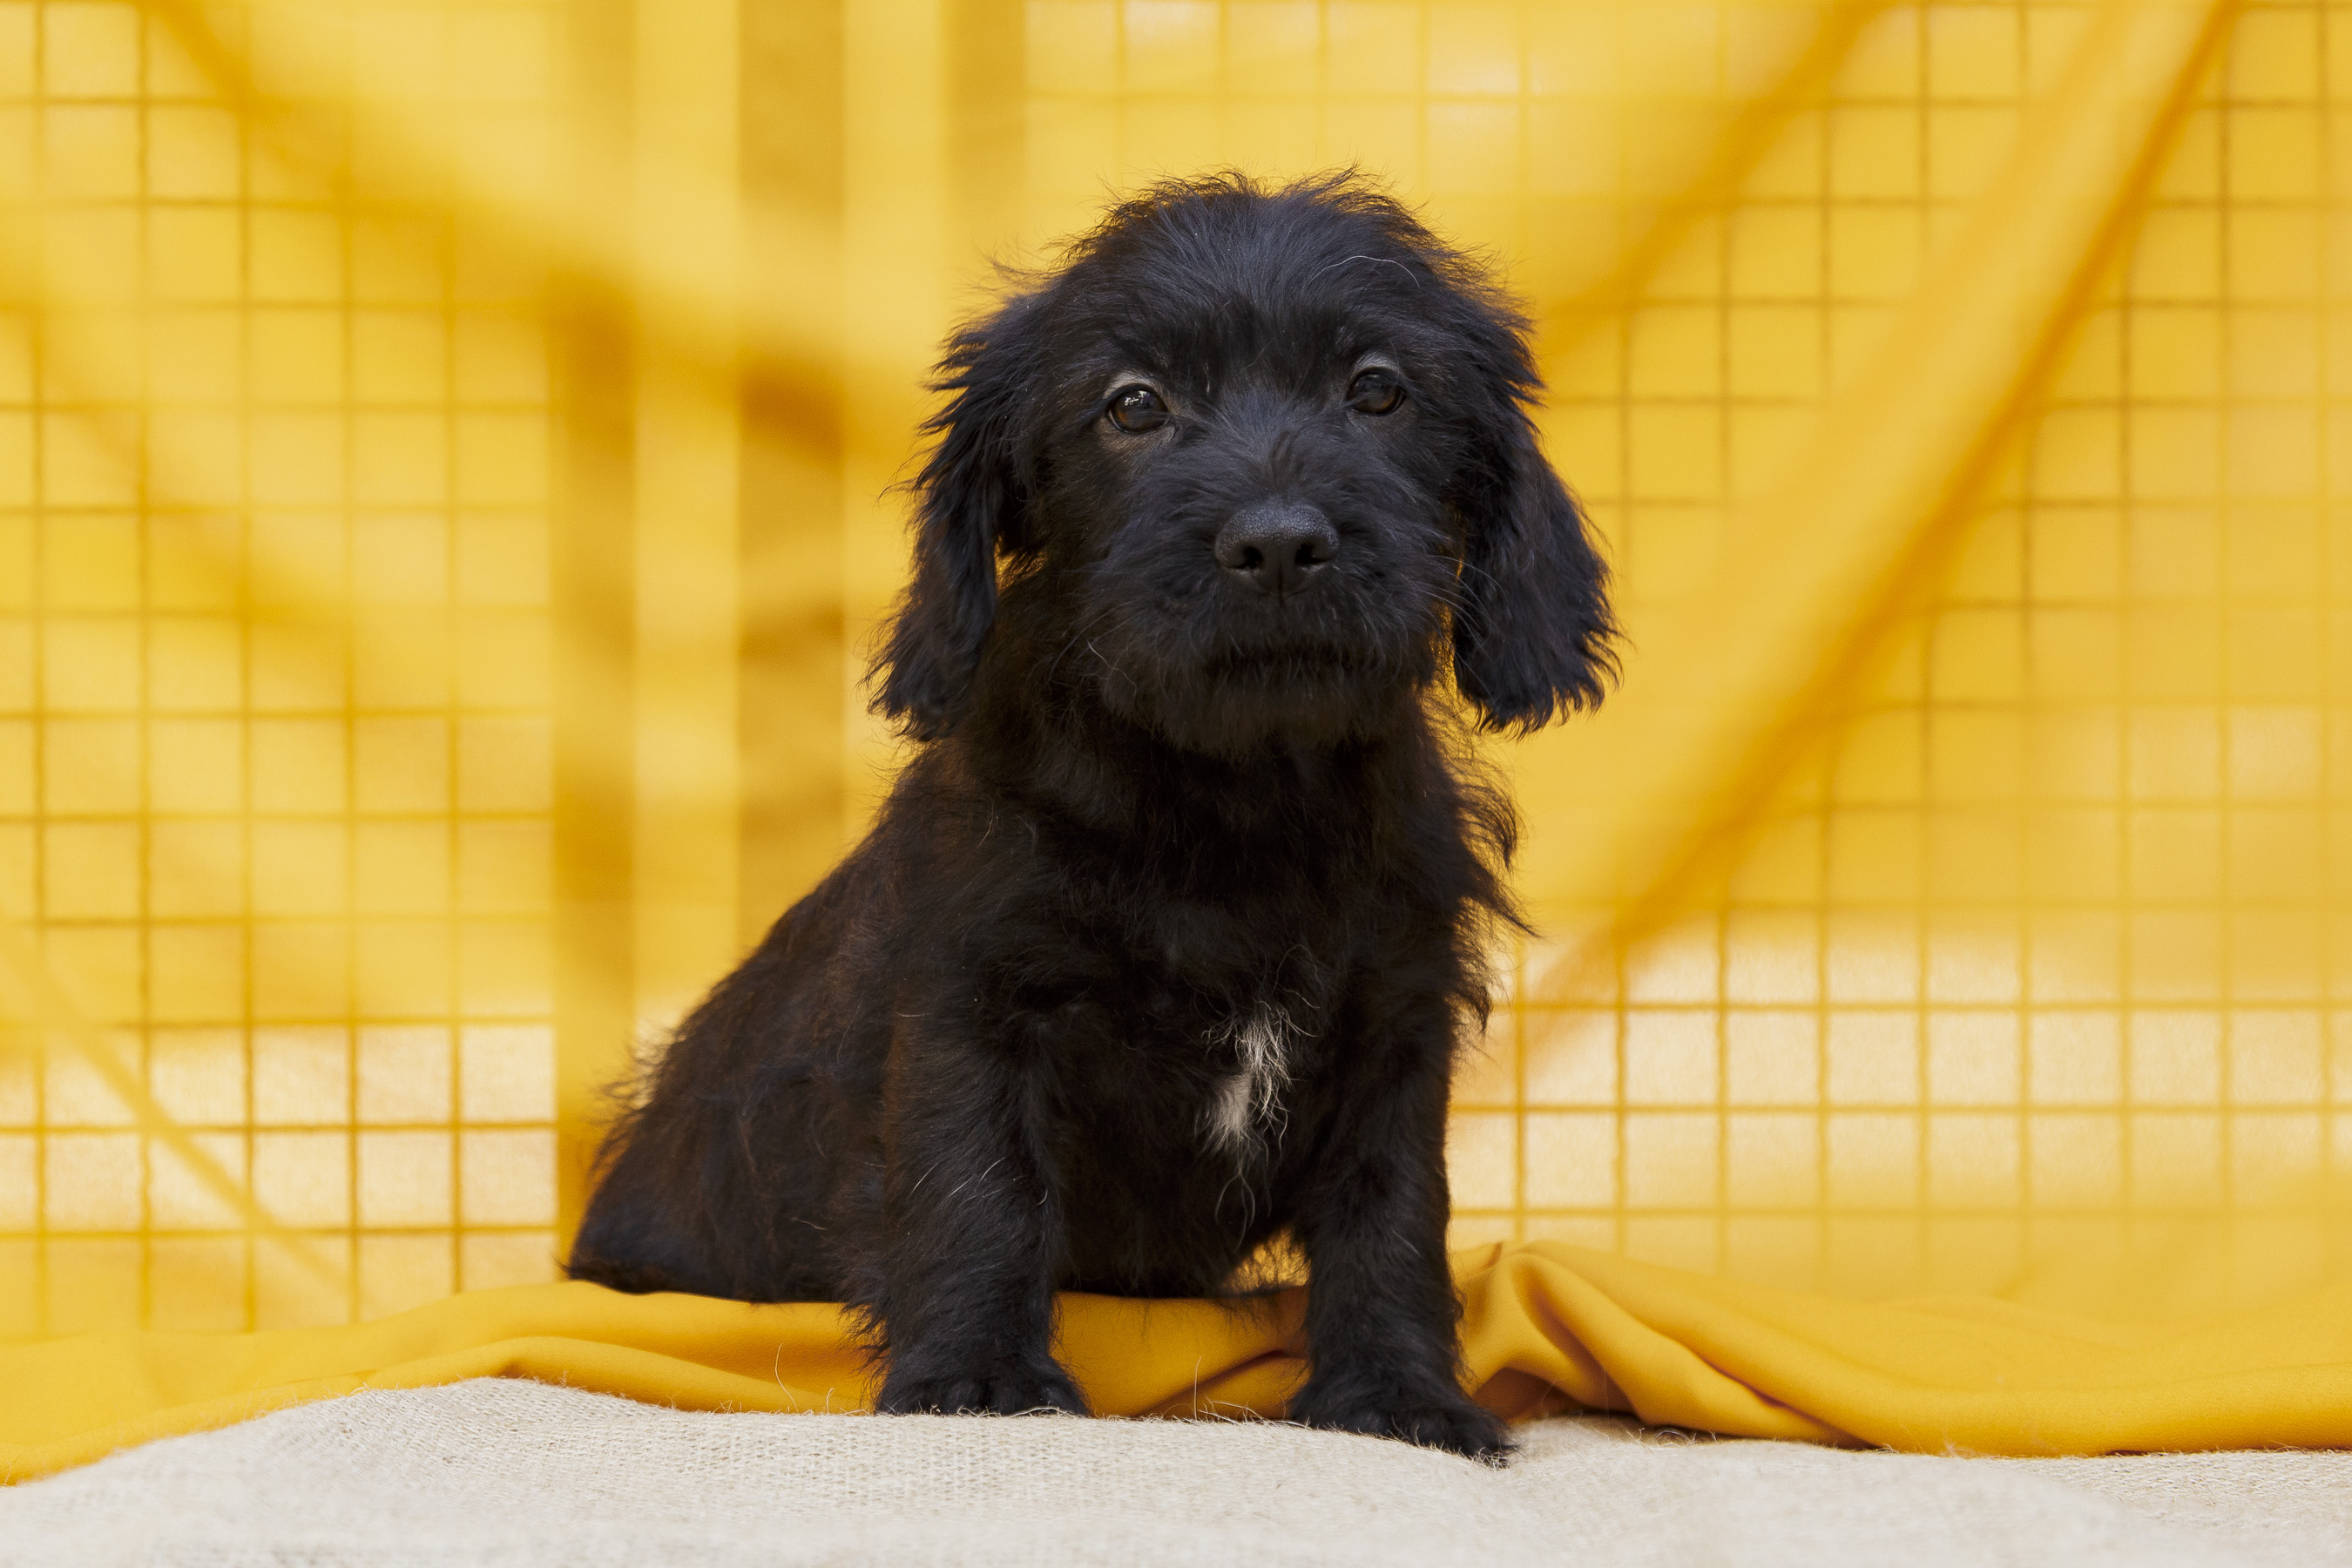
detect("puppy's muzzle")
[1216,500,1338,597]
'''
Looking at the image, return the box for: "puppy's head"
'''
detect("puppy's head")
[873,171,1617,752]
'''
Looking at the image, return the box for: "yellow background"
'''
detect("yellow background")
[3,0,2344,1339]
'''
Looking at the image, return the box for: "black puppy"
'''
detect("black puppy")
[569,172,1614,1459]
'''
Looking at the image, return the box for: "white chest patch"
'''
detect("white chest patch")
[1204,1004,1294,1157]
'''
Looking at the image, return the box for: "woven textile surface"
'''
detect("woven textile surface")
[7,1376,2352,1567]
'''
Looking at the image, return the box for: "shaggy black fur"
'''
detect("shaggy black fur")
[569,172,1616,1460]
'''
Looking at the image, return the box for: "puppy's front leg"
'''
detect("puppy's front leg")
[868,1030,1086,1417]
[1288,1018,1511,1460]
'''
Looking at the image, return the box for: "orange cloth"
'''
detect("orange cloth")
[10,1240,2352,1484]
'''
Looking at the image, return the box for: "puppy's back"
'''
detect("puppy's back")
[569,850,894,1302]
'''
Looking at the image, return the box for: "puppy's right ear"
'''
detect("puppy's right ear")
[869,296,1039,740]
[1450,406,1617,733]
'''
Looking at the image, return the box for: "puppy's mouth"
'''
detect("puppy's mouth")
[1202,645,1380,681]
[1103,631,1434,753]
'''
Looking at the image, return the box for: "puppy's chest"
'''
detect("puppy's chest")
[1033,872,1384,1152]
[1198,999,1298,1157]
[1132,923,1352,1157]
[1063,987,1321,1165]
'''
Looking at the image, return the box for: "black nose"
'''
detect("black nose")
[1214,501,1339,597]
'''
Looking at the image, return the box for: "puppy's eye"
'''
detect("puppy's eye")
[1348,368,1405,416]
[1107,384,1169,433]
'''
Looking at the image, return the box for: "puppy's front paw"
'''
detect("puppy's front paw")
[1288,1380,1513,1462]
[876,1354,1091,1417]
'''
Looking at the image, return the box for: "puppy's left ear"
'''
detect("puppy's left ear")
[1451,404,1619,733]
[869,296,1039,740]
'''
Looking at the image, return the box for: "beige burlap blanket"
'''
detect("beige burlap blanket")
[3,1376,2349,1565]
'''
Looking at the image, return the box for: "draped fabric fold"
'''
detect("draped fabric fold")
[1510,0,2234,941]
[14,1241,2352,1484]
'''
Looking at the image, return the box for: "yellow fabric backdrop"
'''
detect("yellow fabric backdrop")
[3,0,2349,1370]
